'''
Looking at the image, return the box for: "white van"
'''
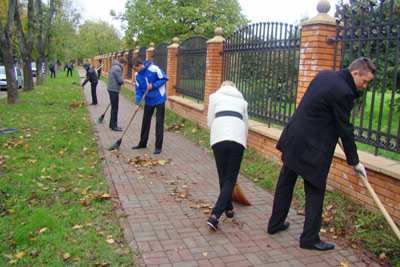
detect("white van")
[0,66,24,90]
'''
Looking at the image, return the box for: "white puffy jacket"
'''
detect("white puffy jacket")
[207,85,248,148]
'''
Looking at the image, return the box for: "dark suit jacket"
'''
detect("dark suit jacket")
[277,69,360,189]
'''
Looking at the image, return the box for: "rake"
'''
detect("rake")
[106,84,150,151]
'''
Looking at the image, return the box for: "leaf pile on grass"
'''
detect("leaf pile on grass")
[0,77,134,266]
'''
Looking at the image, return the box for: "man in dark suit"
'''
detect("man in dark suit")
[267,57,375,251]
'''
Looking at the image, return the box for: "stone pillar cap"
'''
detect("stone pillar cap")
[168,37,179,48]
[147,42,155,52]
[301,0,336,26]
[207,27,225,44]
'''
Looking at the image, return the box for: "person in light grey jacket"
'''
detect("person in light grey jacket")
[107,57,127,131]
[206,80,249,231]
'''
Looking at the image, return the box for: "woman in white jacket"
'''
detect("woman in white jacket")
[206,81,248,231]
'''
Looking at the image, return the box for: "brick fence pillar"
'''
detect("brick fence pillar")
[203,27,225,122]
[297,1,340,106]
[166,37,179,97]
[147,42,155,62]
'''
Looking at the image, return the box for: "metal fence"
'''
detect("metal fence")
[334,0,400,154]
[222,22,301,127]
[176,36,207,101]
[153,42,169,73]
[138,47,147,62]
[127,49,134,79]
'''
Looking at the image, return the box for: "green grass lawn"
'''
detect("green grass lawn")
[0,71,134,266]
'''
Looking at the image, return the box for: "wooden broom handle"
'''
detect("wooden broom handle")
[338,140,400,241]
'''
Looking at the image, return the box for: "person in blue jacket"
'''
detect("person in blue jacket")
[131,57,169,154]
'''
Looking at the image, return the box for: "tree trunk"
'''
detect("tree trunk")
[1,48,19,104]
[14,0,35,91]
[23,63,35,91]
[0,0,19,104]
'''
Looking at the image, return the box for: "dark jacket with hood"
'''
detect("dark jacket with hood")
[82,66,98,86]
[107,60,124,93]
[276,68,360,189]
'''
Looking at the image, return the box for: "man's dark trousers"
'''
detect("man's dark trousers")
[268,164,325,246]
[108,91,119,129]
[211,141,244,218]
[50,70,56,78]
[67,69,72,77]
[138,103,165,150]
[91,82,98,104]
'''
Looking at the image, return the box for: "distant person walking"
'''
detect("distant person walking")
[131,57,169,154]
[49,63,56,78]
[267,57,375,251]
[82,62,99,105]
[206,81,248,231]
[107,57,128,131]
[64,63,73,77]
[97,59,103,79]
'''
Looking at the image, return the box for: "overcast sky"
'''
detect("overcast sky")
[80,0,343,37]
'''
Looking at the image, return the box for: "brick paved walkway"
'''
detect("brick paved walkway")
[79,69,380,267]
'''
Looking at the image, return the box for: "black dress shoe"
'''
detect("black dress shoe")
[111,126,122,131]
[300,241,335,251]
[267,222,290,234]
[153,148,162,154]
[132,144,146,149]
[90,103,97,105]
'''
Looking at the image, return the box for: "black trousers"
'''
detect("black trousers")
[50,70,56,78]
[211,141,245,219]
[97,70,101,79]
[138,103,165,149]
[66,69,72,77]
[267,164,325,246]
[91,82,98,104]
[108,91,119,129]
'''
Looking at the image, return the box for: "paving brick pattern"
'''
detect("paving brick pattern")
[80,69,380,267]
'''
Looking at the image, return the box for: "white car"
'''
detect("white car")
[0,66,24,90]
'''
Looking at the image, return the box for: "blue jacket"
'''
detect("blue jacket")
[135,61,169,106]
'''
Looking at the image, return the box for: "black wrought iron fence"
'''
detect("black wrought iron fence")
[153,42,169,73]
[334,0,400,155]
[222,22,301,127]
[138,47,147,62]
[176,36,207,101]
[127,49,134,79]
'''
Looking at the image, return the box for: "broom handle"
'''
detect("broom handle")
[120,86,150,139]
[338,140,400,241]
[103,103,111,114]
[357,172,400,241]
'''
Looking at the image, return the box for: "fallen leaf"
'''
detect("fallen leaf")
[72,225,82,230]
[15,251,26,259]
[106,238,115,244]
[379,252,386,260]
[340,262,349,267]
[64,253,70,260]
[38,227,47,234]
[202,252,208,256]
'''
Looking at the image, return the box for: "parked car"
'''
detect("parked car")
[31,62,37,77]
[0,66,24,90]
